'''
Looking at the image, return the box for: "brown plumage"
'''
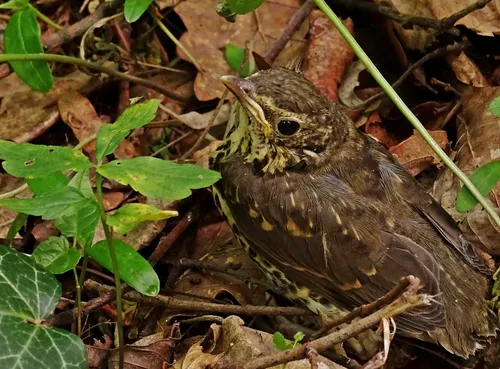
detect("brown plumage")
[211,67,497,358]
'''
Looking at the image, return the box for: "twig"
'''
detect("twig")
[264,0,316,64]
[84,279,313,316]
[335,0,492,36]
[148,209,198,267]
[310,277,411,340]
[305,346,318,369]
[0,53,189,102]
[178,258,273,289]
[243,277,428,369]
[353,41,469,109]
[42,0,123,50]
[179,90,228,160]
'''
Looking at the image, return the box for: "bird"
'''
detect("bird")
[210,66,497,359]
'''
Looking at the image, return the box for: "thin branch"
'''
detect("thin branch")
[84,279,313,316]
[310,277,410,340]
[243,277,428,369]
[335,0,492,36]
[354,41,469,109]
[264,0,316,64]
[0,54,189,102]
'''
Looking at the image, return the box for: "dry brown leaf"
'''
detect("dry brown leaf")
[175,0,308,101]
[303,12,355,103]
[433,87,500,256]
[102,192,127,211]
[87,335,112,369]
[32,220,59,243]
[0,174,31,238]
[412,100,457,130]
[374,0,500,50]
[445,52,489,87]
[364,112,399,148]
[0,70,92,142]
[389,130,448,176]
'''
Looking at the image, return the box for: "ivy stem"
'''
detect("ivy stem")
[0,53,189,102]
[314,0,500,228]
[72,267,82,336]
[95,172,124,369]
[31,5,63,30]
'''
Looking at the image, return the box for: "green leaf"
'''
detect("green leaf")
[32,236,82,274]
[489,97,500,117]
[26,172,70,196]
[216,0,237,22]
[0,0,29,10]
[225,44,245,71]
[456,161,500,212]
[0,186,87,219]
[69,170,94,198]
[4,7,53,92]
[107,203,178,234]
[0,246,87,369]
[293,331,305,343]
[55,199,100,248]
[124,0,154,23]
[97,157,221,200]
[0,140,92,179]
[86,239,160,296]
[227,0,265,14]
[6,212,28,246]
[273,332,292,351]
[96,99,158,162]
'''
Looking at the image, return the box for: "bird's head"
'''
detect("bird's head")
[220,68,353,174]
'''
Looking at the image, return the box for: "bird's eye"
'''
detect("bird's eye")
[277,119,301,136]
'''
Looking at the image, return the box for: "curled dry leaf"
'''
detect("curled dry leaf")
[389,130,448,176]
[302,11,355,103]
[433,87,500,256]
[445,52,489,87]
[0,70,91,143]
[87,335,112,369]
[58,91,138,158]
[174,0,308,101]
[339,60,367,108]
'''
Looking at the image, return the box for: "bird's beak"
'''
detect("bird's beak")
[220,75,271,136]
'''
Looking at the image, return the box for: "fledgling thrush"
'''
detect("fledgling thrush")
[211,67,497,358]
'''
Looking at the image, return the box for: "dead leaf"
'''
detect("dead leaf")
[412,101,457,130]
[303,12,355,103]
[445,52,489,87]
[87,335,112,369]
[107,333,175,369]
[364,112,399,148]
[0,174,31,238]
[177,104,231,130]
[0,70,92,142]
[32,220,59,243]
[102,192,127,211]
[389,130,448,176]
[175,0,308,101]
[193,140,223,170]
[433,87,500,256]
[374,0,500,50]
[339,60,366,107]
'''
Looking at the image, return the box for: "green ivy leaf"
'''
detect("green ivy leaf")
[97,157,221,200]
[456,161,500,212]
[0,246,87,369]
[0,186,87,219]
[0,140,92,179]
[4,7,53,92]
[0,0,30,10]
[86,239,160,296]
[227,0,265,14]
[26,172,70,196]
[124,0,154,23]
[225,44,245,71]
[489,97,500,117]
[55,199,100,248]
[96,99,158,162]
[32,236,82,274]
[273,332,292,351]
[107,203,178,234]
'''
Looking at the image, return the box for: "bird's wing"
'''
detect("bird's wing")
[219,156,446,334]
